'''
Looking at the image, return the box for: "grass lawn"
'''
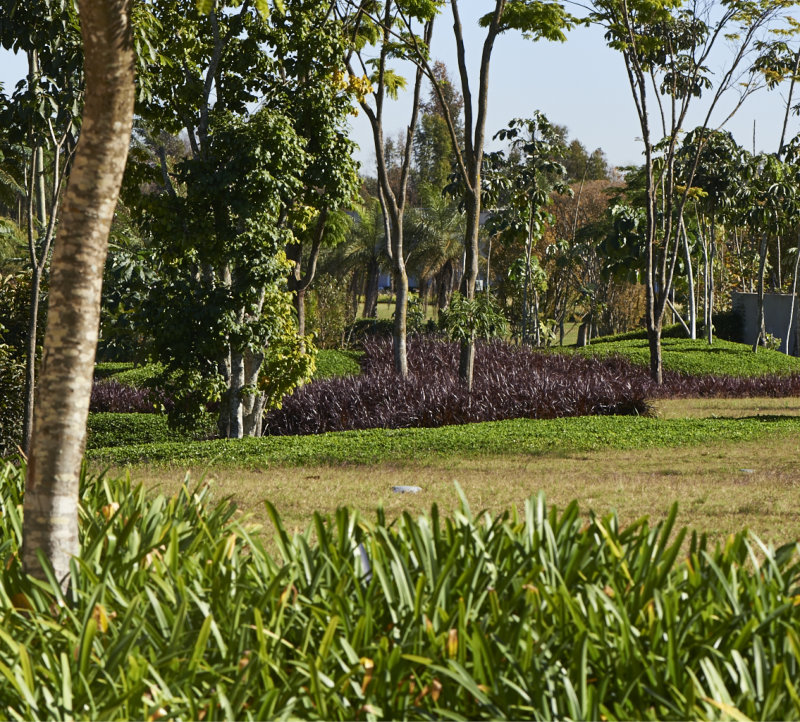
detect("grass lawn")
[93,398,800,549]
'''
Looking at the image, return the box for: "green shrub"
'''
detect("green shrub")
[86,412,215,449]
[314,349,362,379]
[0,336,24,457]
[1,464,799,720]
[348,317,394,341]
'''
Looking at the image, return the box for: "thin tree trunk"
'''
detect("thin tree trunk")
[363,258,380,317]
[228,348,245,438]
[786,233,800,355]
[391,223,408,377]
[23,0,135,584]
[681,219,696,339]
[753,235,769,352]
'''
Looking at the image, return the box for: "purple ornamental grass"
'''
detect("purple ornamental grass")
[90,379,172,414]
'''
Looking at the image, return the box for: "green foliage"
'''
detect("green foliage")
[1,463,800,718]
[94,362,164,388]
[259,328,316,412]
[314,349,362,380]
[582,335,800,376]
[440,292,508,343]
[307,273,354,349]
[0,332,24,457]
[87,414,799,468]
[86,412,215,450]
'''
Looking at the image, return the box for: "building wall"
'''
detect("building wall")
[732,292,800,355]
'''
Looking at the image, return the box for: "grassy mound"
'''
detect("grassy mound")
[582,334,800,377]
[1,463,799,720]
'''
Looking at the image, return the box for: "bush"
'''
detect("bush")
[265,337,653,435]
[1,464,799,720]
[347,317,394,342]
[86,412,216,449]
[0,338,24,457]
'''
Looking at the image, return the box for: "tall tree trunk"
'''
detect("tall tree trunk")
[228,348,245,438]
[23,0,135,584]
[363,258,380,318]
[458,195,480,389]
[391,223,408,377]
[753,235,769,352]
[786,234,800,356]
[681,219,696,340]
[242,349,265,437]
[707,218,715,345]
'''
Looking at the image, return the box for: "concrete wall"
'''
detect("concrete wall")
[732,292,800,356]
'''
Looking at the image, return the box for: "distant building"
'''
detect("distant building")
[732,292,800,356]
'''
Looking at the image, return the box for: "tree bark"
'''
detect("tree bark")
[363,257,380,318]
[23,0,135,584]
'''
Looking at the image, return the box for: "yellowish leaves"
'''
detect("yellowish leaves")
[415,678,442,705]
[360,656,374,693]
[446,628,458,658]
[92,603,116,633]
[100,502,120,521]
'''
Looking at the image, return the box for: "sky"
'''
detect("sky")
[348,5,795,176]
[1,4,794,175]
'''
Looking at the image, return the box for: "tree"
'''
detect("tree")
[486,111,571,345]
[131,0,355,437]
[676,128,746,344]
[344,0,436,378]
[410,0,573,388]
[22,0,136,583]
[0,0,83,453]
[589,0,789,383]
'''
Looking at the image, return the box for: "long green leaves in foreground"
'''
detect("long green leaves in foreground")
[0,462,798,720]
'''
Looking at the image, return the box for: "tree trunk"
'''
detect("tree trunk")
[785,234,800,355]
[242,348,265,436]
[391,224,408,377]
[753,235,768,352]
[707,217,716,345]
[647,324,663,385]
[295,288,306,338]
[23,0,135,585]
[228,348,245,438]
[363,258,380,317]
[458,195,480,389]
[22,267,43,453]
[681,219,696,340]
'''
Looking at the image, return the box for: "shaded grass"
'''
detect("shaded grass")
[580,335,800,376]
[93,361,163,387]
[89,412,800,469]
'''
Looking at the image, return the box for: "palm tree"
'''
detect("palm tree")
[407,184,465,314]
[330,197,389,318]
[23,0,136,585]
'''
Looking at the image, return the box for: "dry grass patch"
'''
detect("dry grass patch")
[129,430,800,550]
[656,396,800,418]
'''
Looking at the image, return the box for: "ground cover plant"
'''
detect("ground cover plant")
[86,412,216,449]
[263,337,800,436]
[87,413,800,468]
[1,462,799,720]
